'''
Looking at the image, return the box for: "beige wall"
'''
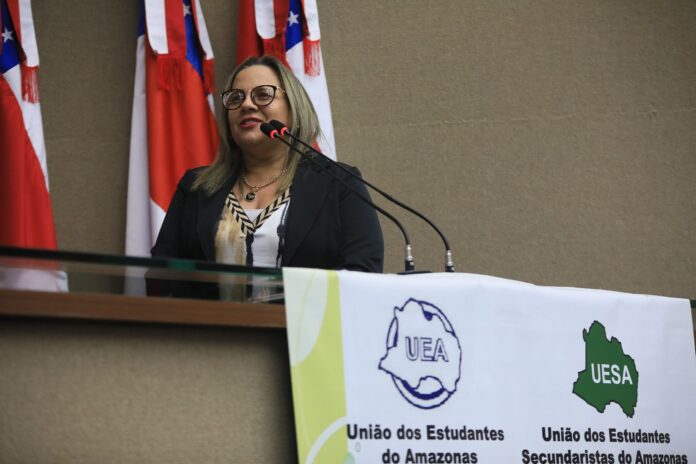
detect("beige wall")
[0,318,297,462]
[34,1,695,296]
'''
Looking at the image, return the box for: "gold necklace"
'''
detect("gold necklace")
[240,168,287,201]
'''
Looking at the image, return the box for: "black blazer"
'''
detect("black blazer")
[151,160,384,273]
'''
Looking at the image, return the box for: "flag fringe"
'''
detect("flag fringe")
[21,64,39,103]
[156,56,184,90]
[303,39,321,77]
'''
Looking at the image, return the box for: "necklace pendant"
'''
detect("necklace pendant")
[245,192,256,201]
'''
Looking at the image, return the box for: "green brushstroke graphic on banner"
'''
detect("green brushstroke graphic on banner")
[284,269,348,464]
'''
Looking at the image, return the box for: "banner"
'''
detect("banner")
[284,269,696,464]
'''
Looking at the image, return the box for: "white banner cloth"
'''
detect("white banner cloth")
[283,269,696,464]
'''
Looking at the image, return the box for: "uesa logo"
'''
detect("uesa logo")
[573,321,639,418]
[379,298,462,409]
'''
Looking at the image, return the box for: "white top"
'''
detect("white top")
[215,191,291,302]
[215,196,290,269]
[241,203,288,268]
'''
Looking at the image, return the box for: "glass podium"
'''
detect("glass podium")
[0,246,286,328]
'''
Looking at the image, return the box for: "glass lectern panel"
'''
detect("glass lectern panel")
[0,246,284,304]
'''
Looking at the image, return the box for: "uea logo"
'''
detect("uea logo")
[379,298,462,409]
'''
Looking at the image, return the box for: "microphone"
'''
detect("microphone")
[268,120,455,273]
[260,122,415,272]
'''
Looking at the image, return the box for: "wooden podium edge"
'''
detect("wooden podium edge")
[1,290,694,342]
[0,289,286,329]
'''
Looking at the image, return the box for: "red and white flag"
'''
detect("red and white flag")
[0,0,66,291]
[125,0,218,257]
[0,0,56,250]
[237,0,336,159]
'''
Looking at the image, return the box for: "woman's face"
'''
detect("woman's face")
[227,65,291,154]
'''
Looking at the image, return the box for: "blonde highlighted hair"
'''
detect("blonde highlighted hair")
[193,55,321,195]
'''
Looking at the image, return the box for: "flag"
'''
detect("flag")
[125,0,218,257]
[236,0,336,159]
[0,0,67,292]
[0,0,56,250]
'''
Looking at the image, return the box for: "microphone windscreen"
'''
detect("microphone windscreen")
[270,120,287,131]
[259,122,276,137]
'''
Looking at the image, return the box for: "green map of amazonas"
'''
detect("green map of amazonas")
[572,321,639,417]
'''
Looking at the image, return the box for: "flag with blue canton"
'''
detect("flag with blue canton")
[1,0,61,281]
[236,0,336,159]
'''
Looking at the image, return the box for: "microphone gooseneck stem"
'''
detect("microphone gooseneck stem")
[270,120,454,272]
[260,123,415,272]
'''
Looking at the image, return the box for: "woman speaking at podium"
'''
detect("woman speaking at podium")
[151,55,383,274]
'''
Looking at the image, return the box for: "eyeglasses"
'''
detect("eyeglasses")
[221,85,286,110]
